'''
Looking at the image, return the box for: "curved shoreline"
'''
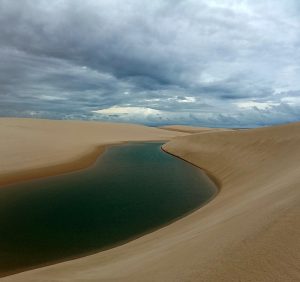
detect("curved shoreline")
[0,145,108,188]
[1,119,299,282]
[0,118,186,188]
[161,145,221,190]
[0,140,170,188]
[0,142,219,278]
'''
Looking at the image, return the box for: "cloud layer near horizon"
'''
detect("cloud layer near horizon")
[0,0,300,127]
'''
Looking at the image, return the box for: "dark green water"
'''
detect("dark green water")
[0,143,216,276]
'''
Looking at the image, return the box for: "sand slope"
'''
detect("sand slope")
[163,122,300,281]
[0,118,184,186]
[1,120,300,281]
[160,124,229,133]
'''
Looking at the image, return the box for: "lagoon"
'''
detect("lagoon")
[0,142,216,276]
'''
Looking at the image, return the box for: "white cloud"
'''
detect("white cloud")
[236,101,279,110]
[92,106,162,116]
[281,96,300,106]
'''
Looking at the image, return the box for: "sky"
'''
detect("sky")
[0,0,300,127]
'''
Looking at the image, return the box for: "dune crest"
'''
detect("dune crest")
[160,124,230,133]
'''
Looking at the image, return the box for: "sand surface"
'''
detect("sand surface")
[0,118,184,186]
[1,119,300,281]
[160,124,229,133]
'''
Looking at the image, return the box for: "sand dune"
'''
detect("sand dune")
[160,124,229,133]
[0,118,184,186]
[1,119,299,281]
[163,122,300,281]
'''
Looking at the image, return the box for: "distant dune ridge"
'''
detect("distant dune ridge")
[160,124,230,133]
[0,118,299,281]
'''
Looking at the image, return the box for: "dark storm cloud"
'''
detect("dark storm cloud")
[0,0,300,126]
[0,0,185,86]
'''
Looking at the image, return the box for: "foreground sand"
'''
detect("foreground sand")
[1,119,300,281]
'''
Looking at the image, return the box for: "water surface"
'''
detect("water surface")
[0,142,216,276]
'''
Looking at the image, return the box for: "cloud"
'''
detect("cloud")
[93,106,162,116]
[0,0,299,127]
[235,101,280,110]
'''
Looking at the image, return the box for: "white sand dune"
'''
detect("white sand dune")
[1,119,299,281]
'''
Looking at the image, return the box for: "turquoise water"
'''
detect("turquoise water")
[0,142,216,276]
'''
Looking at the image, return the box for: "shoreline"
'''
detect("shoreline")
[0,118,185,188]
[1,119,299,281]
[161,145,221,189]
[0,140,170,188]
[0,141,219,278]
[0,145,108,188]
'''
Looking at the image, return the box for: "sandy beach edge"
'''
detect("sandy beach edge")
[161,145,221,189]
[0,118,186,188]
[0,145,109,187]
[0,140,175,188]
[0,141,220,278]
